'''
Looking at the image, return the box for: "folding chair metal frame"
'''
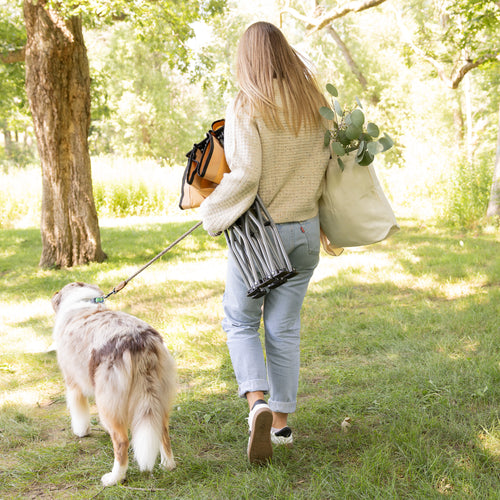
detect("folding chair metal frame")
[224,195,296,298]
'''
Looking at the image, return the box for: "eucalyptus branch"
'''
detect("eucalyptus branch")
[320,84,393,170]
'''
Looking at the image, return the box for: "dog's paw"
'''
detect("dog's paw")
[72,423,90,438]
[101,460,127,486]
[160,456,176,471]
[101,471,125,487]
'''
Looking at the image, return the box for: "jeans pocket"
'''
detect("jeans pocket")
[300,216,321,255]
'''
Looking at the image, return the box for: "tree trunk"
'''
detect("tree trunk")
[486,103,500,217]
[23,0,106,267]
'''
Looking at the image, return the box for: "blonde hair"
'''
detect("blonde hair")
[234,22,327,135]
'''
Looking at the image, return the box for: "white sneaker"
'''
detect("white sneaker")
[247,402,273,464]
[271,426,293,446]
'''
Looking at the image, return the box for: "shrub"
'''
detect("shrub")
[440,156,494,229]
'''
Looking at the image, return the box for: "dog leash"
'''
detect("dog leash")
[93,221,203,303]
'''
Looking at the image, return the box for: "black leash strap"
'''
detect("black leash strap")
[94,221,203,303]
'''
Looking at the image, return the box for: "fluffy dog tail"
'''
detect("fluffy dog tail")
[131,416,162,471]
[128,334,177,472]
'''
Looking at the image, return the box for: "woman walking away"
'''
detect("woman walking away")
[200,21,330,464]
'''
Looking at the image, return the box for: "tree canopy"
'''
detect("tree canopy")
[1,0,499,232]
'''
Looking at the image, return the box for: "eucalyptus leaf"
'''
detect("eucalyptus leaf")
[383,132,394,148]
[366,122,380,138]
[334,100,343,117]
[320,106,335,121]
[326,83,338,97]
[337,130,350,146]
[346,124,362,141]
[378,134,394,152]
[337,157,345,171]
[350,109,365,128]
[324,130,331,147]
[356,141,366,159]
[357,150,374,166]
[332,142,346,156]
[355,96,363,109]
[367,141,383,155]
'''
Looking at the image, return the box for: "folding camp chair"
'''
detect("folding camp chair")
[224,195,296,298]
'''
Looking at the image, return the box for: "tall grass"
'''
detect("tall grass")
[0,157,188,229]
[440,157,494,230]
[1,155,497,230]
[0,165,41,229]
[92,157,185,218]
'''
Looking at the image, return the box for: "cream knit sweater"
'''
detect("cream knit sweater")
[200,91,331,235]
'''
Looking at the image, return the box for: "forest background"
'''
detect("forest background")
[1,0,499,234]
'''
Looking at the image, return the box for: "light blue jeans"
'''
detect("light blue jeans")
[222,215,320,414]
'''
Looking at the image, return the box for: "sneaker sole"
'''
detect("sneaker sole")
[247,407,273,464]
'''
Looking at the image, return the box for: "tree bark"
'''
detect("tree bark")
[486,103,500,217]
[23,0,106,268]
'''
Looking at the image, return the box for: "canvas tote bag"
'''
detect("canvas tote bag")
[319,151,399,252]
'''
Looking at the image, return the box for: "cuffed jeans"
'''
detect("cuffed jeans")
[222,215,320,414]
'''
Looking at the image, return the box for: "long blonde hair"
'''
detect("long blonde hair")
[234,22,327,135]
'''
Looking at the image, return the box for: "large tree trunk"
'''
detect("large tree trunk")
[486,103,500,217]
[24,0,106,268]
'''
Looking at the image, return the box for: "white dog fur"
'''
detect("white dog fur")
[52,282,177,486]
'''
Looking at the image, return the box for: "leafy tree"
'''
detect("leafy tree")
[394,0,500,219]
[2,0,226,268]
[0,0,33,165]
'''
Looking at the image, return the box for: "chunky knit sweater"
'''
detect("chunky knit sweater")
[200,91,331,235]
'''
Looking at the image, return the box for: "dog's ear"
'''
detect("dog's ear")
[51,291,62,312]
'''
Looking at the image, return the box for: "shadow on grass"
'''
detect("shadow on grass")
[0,220,227,301]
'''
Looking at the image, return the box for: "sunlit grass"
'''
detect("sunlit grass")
[1,155,499,496]
[1,215,500,497]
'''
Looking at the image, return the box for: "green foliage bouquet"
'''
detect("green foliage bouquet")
[320,84,393,170]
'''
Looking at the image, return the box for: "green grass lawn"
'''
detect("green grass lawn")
[1,218,499,499]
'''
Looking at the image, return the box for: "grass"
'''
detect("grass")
[1,216,500,498]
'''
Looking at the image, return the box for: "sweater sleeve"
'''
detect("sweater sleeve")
[200,101,262,235]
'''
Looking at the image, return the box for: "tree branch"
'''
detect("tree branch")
[394,6,499,88]
[281,5,316,30]
[326,25,368,89]
[282,0,387,33]
[281,0,388,34]
[450,53,500,89]
[0,47,26,64]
